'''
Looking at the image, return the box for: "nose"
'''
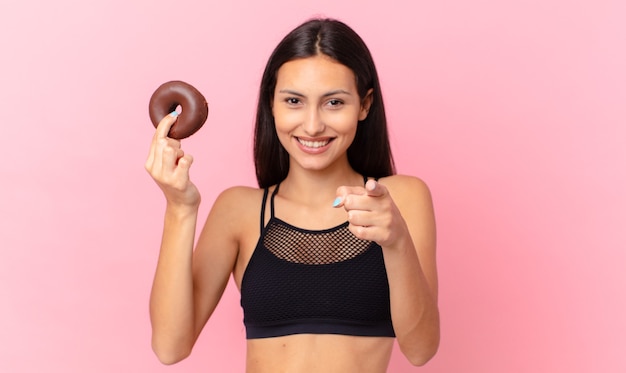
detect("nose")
[302,107,325,136]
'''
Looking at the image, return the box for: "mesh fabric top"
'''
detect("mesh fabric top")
[240,185,395,339]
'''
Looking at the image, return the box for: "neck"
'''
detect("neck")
[279,165,364,207]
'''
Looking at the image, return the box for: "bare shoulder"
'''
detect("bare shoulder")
[377,174,433,207]
[213,186,265,208]
[208,186,265,224]
[198,186,265,243]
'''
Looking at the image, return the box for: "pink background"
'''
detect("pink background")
[1,0,625,372]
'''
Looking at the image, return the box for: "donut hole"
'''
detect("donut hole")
[168,104,183,115]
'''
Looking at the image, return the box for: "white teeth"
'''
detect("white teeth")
[298,138,330,148]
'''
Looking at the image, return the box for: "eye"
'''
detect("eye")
[285,97,301,105]
[327,99,344,108]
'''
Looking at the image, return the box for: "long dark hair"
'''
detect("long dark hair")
[253,18,395,188]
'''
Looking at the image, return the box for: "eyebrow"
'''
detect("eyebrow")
[278,89,352,97]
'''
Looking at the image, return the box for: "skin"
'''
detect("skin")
[145,55,439,372]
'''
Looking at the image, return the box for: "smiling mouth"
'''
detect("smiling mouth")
[296,137,333,148]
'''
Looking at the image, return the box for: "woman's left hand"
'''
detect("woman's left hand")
[334,179,410,249]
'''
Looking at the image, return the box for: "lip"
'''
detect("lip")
[294,136,334,154]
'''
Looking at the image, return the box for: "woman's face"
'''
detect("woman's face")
[272,55,372,173]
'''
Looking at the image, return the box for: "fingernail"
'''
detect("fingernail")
[169,111,179,117]
[332,197,342,207]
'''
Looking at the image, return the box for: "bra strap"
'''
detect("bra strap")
[259,187,270,234]
[270,183,281,219]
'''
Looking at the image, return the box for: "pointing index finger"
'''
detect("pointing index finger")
[333,185,368,208]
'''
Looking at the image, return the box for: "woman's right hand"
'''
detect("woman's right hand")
[145,112,201,208]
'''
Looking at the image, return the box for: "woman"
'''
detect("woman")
[145,18,439,372]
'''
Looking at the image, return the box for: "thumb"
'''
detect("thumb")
[365,179,386,197]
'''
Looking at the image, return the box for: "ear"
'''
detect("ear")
[358,88,374,121]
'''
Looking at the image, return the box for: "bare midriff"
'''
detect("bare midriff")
[245,334,394,373]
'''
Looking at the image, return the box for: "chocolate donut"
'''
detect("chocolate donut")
[149,80,209,139]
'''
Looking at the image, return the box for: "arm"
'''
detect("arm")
[335,176,440,365]
[149,203,199,364]
[145,114,239,364]
[378,176,439,365]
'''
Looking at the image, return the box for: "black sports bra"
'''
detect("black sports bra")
[240,182,395,339]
